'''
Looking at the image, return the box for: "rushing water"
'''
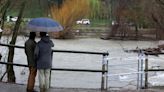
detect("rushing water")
[0,36,163,89]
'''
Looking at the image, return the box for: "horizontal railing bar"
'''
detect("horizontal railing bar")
[51,68,107,72]
[0,62,107,73]
[144,52,164,55]
[0,43,24,49]
[53,50,108,55]
[0,61,28,67]
[0,43,108,55]
[146,69,164,71]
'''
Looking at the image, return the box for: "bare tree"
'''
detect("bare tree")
[108,0,147,39]
[0,0,11,39]
[144,0,164,39]
[7,0,27,82]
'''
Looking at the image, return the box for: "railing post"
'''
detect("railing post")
[49,69,52,88]
[49,52,53,88]
[137,51,140,89]
[140,52,144,89]
[145,54,148,89]
[106,54,109,90]
[137,50,145,89]
[101,54,108,90]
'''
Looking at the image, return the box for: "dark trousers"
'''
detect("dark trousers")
[27,67,37,91]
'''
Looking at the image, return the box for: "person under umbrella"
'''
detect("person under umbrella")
[34,32,54,92]
[24,32,37,92]
[26,17,62,92]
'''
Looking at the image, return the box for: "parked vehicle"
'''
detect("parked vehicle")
[76,19,90,25]
[11,17,18,22]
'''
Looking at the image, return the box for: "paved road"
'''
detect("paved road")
[0,82,164,92]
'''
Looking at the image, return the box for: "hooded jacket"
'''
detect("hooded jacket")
[35,36,54,69]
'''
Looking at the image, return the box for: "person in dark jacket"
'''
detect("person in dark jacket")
[35,32,54,92]
[25,32,37,92]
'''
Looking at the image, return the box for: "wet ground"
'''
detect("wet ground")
[0,82,164,92]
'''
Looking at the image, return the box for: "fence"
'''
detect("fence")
[0,43,109,90]
[144,52,164,89]
[106,50,164,90]
[125,50,164,89]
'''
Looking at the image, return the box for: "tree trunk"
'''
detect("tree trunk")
[0,0,11,39]
[134,23,138,40]
[7,47,15,82]
[109,24,119,37]
[7,0,26,82]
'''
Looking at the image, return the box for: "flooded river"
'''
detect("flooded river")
[0,36,164,89]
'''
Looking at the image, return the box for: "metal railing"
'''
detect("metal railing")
[137,51,164,89]
[0,43,109,90]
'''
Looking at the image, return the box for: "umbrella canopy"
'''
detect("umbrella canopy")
[26,17,63,32]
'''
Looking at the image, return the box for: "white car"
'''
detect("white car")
[76,19,90,25]
[11,17,18,22]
